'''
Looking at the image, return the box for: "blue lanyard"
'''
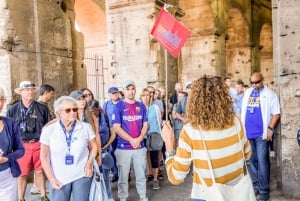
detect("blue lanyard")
[21,103,34,118]
[59,120,76,153]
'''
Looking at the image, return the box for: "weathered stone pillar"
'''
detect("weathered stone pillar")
[105,0,178,93]
[0,0,13,114]
[273,0,300,198]
[0,0,84,108]
[179,0,220,83]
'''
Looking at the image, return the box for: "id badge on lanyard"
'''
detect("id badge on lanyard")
[60,120,76,165]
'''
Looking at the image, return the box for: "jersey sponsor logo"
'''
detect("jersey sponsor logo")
[123,115,142,121]
[136,106,141,112]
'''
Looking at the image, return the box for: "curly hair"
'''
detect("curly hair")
[186,75,234,130]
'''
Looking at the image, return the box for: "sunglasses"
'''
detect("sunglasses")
[250,79,262,85]
[62,108,78,113]
[84,93,92,97]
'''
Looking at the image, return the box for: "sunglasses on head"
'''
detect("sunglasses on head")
[62,108,78,113]
[22,84,36,88]
[250,79,262,85]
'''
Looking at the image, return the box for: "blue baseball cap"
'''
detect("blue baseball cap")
[108,87,119,94]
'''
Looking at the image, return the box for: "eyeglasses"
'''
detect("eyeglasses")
[250,79,262,85]
[84,93,92,97]
[62,108,78,113]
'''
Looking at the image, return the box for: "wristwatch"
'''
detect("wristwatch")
[268,126,274,134]
[165,150,175,159]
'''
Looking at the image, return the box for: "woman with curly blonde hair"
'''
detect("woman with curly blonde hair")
[186,75,234,129]
[161,75,252,201]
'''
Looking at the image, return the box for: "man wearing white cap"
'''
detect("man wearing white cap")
[7,81,51,201]
[112,80,149,201]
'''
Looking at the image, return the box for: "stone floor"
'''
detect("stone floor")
[24,156,300,201]
[25,174,300,201]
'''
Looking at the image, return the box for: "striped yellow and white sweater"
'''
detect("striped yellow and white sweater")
[165,117,251,200]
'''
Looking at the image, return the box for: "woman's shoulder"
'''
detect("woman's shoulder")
[43,118,59,128]
[1,116,16,131]
[1,116,14,123]
[77,120,93,130]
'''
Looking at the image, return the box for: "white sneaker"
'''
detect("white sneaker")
[108,198,115,201]
[30,186,40,194]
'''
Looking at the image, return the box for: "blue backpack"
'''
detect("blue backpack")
[98,112,110,147]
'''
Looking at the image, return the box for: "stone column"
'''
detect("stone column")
[273,0,300,198]
[105,0,178,93]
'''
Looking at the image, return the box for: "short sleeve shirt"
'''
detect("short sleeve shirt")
[40,120,95,185]
[245,89,263,139]
[111,101,148,149]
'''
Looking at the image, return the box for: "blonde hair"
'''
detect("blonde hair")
[186,75,234,130]
[139,88,153,105]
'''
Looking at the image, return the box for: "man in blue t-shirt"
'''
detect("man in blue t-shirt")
[241,72,280,201]
[103,86,121,183]
[112,80,148,201]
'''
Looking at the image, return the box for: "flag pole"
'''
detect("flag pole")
[164,3,169,122]
[164,48,168,121]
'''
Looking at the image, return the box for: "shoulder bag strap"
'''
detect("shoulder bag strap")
[154,105,162,133]
[198,130,217,186]
[93,159,101,175]
[235,121,249,174]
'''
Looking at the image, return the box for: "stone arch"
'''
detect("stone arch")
[225,8,251,85]
[74,0,109,101]
[259,23,274,88]
[74,0,107,51]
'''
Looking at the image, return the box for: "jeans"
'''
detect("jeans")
[101,167,113,199]
[49,176,92,201]
[249,136,270,195]
[110,139,119,177]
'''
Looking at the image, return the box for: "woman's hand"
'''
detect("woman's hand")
[161,121,175,150]
[96,154,102,166]
[84,160,93,177]
[0,150,8,164]
[49,178,63,190]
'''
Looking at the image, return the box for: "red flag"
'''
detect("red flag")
[151,9,191,58]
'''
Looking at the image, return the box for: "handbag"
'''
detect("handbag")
[89,160,109,201]
[198,130,256,201]
[146,106,164,151]
[146,132,164,151]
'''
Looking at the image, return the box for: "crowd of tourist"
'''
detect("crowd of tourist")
[0,71,280,201]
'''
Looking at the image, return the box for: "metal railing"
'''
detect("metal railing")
[84,52,105,105]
